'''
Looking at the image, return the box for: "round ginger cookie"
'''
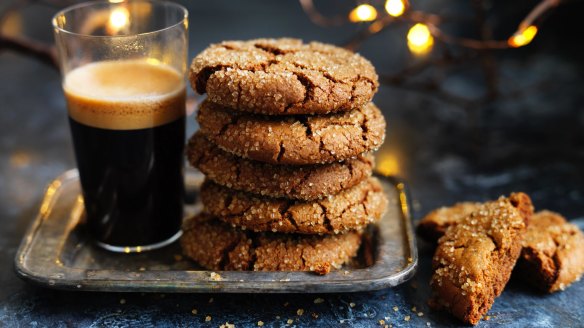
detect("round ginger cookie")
[189,38,378,115]
[200,177,388,235]
[187,132,374,200]
[180,213,362,274]
[197,100,386,165]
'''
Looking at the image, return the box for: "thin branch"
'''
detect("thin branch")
[519,0,560,29]
[298,0,346,27]
[472,0,498,100]
[0,34,58,69]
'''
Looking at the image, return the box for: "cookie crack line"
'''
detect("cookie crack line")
[318,202,334,233]
[276,141,286,163]
[218,237,244,270]
[282,205,301,231]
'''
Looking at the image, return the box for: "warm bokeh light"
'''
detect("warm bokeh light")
[107,7,129,34]
[9,151,31,168]
[508,25,538,48]
[376,152,401,176]
[407,23,434,55]
[385,0,406,17]
[349,4,378,22]
[1,12,22,36]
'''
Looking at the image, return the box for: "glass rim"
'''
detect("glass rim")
[52,0,188,39]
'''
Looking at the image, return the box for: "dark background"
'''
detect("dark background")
[1,0,583,326]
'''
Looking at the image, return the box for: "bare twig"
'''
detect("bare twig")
[0,34,58,69]
[472,0,498,100]
[298,0,346,27]
[519,0,560,29]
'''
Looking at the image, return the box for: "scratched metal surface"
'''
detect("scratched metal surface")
[1,0,584,327]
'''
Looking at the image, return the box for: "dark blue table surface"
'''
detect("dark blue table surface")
[1,1,583,327]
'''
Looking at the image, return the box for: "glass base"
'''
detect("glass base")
[95,230,182,253]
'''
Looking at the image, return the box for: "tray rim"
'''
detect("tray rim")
[14,169,418,293]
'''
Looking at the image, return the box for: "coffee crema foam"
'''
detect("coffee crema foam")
[64,60,185,130]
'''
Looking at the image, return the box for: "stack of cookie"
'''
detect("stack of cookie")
[180,38,388,274]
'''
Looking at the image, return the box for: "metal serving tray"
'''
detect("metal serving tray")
[14,169,417,293]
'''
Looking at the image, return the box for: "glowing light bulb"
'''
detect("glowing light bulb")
[508,25,538,48]
[385,0,406,17]
[108,7,129,33]
[349,4,378,23]
[407,23,434,55]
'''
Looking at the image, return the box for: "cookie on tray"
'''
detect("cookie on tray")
[180,213,362,274]
[197,100,385,165]
[189,38,378,115]
[429,192,533,325]
[187,132,374,200]
[417,202,481,243]
[518,210,584,293]
[200,177,387,235]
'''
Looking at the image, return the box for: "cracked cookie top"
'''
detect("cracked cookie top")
[189,38,379,115]
[187,132,374,200]
[180,213,362,274]
[200,177,387,235]
[197,99,386,165]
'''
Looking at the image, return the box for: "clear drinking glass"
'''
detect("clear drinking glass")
[52,1,188,252]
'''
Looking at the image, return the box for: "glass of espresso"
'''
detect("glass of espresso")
[52,1,188,252]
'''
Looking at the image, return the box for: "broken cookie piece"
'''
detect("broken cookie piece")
[429,192,533,325]
[518,210,584,293]
[417,202,481,243]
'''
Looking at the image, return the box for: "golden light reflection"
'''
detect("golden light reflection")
[106,7,130,35]
[508,25,538,48]
[1,12,22,36]
[349,4,378,22]
[407,23,434,55]
[146,57,162,66]
[10,151,32,168]
[40,180,62,217]
[376,152,401,176]
[385,0,406,17]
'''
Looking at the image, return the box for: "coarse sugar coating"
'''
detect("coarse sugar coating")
[187,132,374,200]
[518,210,584,293]
[180,213,362,274]
[429,192,533,325]
[189,38,378,115]
[197,100,385,165]
[417,202,481,243]
[200,177,387,235]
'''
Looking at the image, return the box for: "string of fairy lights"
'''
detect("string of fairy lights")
[300,0,559,55]
[298,0,561,109]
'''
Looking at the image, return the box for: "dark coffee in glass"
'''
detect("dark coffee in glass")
[53,1,188,252]
[64,60,186,250]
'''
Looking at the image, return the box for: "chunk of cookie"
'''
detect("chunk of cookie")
[180,213,362,274]
[197,100,385,165]
[200,177,387,234]
[417,202,481,243]
[189,38,378,115]
[187,132,374,200]
[518,210,584,293]
[429,192,533,325]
